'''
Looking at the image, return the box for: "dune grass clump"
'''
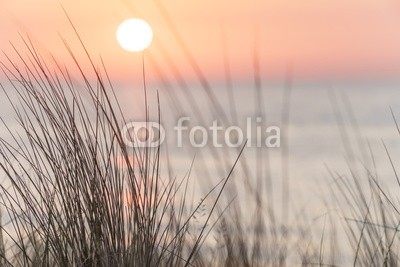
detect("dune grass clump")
[328,140,400,266]
[0,36,245,266]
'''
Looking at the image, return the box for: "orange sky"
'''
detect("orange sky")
[1,0,400,82]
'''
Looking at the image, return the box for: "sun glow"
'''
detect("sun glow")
[116,18,153,52]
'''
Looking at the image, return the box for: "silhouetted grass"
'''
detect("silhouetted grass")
[0,34,247,266]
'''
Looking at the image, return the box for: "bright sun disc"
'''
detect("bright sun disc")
[116,18,153,52]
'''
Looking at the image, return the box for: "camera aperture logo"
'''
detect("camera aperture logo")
[121,117,280,148]
[121,121,165,148]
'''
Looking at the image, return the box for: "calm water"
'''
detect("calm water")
[1,79,400,263]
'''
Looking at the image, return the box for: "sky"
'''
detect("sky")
[1,0,400,82]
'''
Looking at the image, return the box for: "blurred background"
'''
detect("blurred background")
[2,0,400,264]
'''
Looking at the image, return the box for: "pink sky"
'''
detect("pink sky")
[1,0,400,82]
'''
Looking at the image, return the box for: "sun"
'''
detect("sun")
[116,18,153,52]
